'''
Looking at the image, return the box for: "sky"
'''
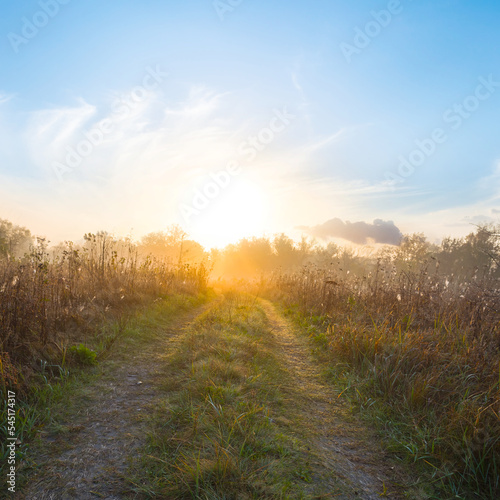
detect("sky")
[1,0,500,248]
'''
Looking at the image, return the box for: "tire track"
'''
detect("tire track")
[17,301,213,500]
[260,299,413,499]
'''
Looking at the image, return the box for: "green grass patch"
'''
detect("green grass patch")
[131,292,315,499]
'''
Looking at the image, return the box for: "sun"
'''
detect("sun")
[188,178,269,248]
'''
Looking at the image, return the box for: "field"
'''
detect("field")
[1,223,500,499]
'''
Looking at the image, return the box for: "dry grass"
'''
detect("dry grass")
[267,263,500,498]
[0,233,209,488]
[15,293,211,499]
[0,233,209,384]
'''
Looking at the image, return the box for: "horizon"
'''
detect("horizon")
[1,1,500,248]
[3,3,500,492]
[9,217,491,254]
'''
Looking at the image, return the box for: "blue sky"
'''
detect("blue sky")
[1,0,500,247]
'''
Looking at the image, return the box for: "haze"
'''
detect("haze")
[1,0,500,247]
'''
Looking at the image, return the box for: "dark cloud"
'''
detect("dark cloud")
[298,218,403,246]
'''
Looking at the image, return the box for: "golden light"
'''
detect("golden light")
[189,178,268,248]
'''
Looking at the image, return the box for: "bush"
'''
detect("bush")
[69,344,98,366]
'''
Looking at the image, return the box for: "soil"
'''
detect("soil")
[260,299,415,499]
[15,298,419,499]
[16,305,208,500]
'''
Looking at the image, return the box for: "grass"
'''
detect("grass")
[0,291,210,494]
[276,296,500,499]
[6,227,500,498]
[0,230,210,494]
[0,233,209,393]
[130,291,319,499]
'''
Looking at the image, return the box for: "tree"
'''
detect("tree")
[438,224,500,280]
[139,225,205,264]
[273,233,299,269]
[394,233,435,272]
[0,219,33,259]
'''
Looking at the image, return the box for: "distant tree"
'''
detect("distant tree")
[308,241,341,268]
[439,224,500,280]
[273,233,299,269]
[211,237,274,278]
[139,225,205,264]
[0,218,33,259]
[394,233,436,272]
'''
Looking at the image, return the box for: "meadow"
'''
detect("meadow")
[266,255,500,496]
[1,219,499,498]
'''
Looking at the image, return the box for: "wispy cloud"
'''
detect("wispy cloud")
[0,93,14,105]
[26,100,96,169]
[1,85,270,241]
[164,86,224,120]
[477,159,500,192]
[4,77,496,247]
[303,128,347,153]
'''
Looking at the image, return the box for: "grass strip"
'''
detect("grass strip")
[132,292,316,499]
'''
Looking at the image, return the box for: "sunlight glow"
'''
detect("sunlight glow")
[189,179,268,249]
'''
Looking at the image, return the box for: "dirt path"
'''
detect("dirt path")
[259,299,413,499]
[16,296,416,499]
[16,302,211,500]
